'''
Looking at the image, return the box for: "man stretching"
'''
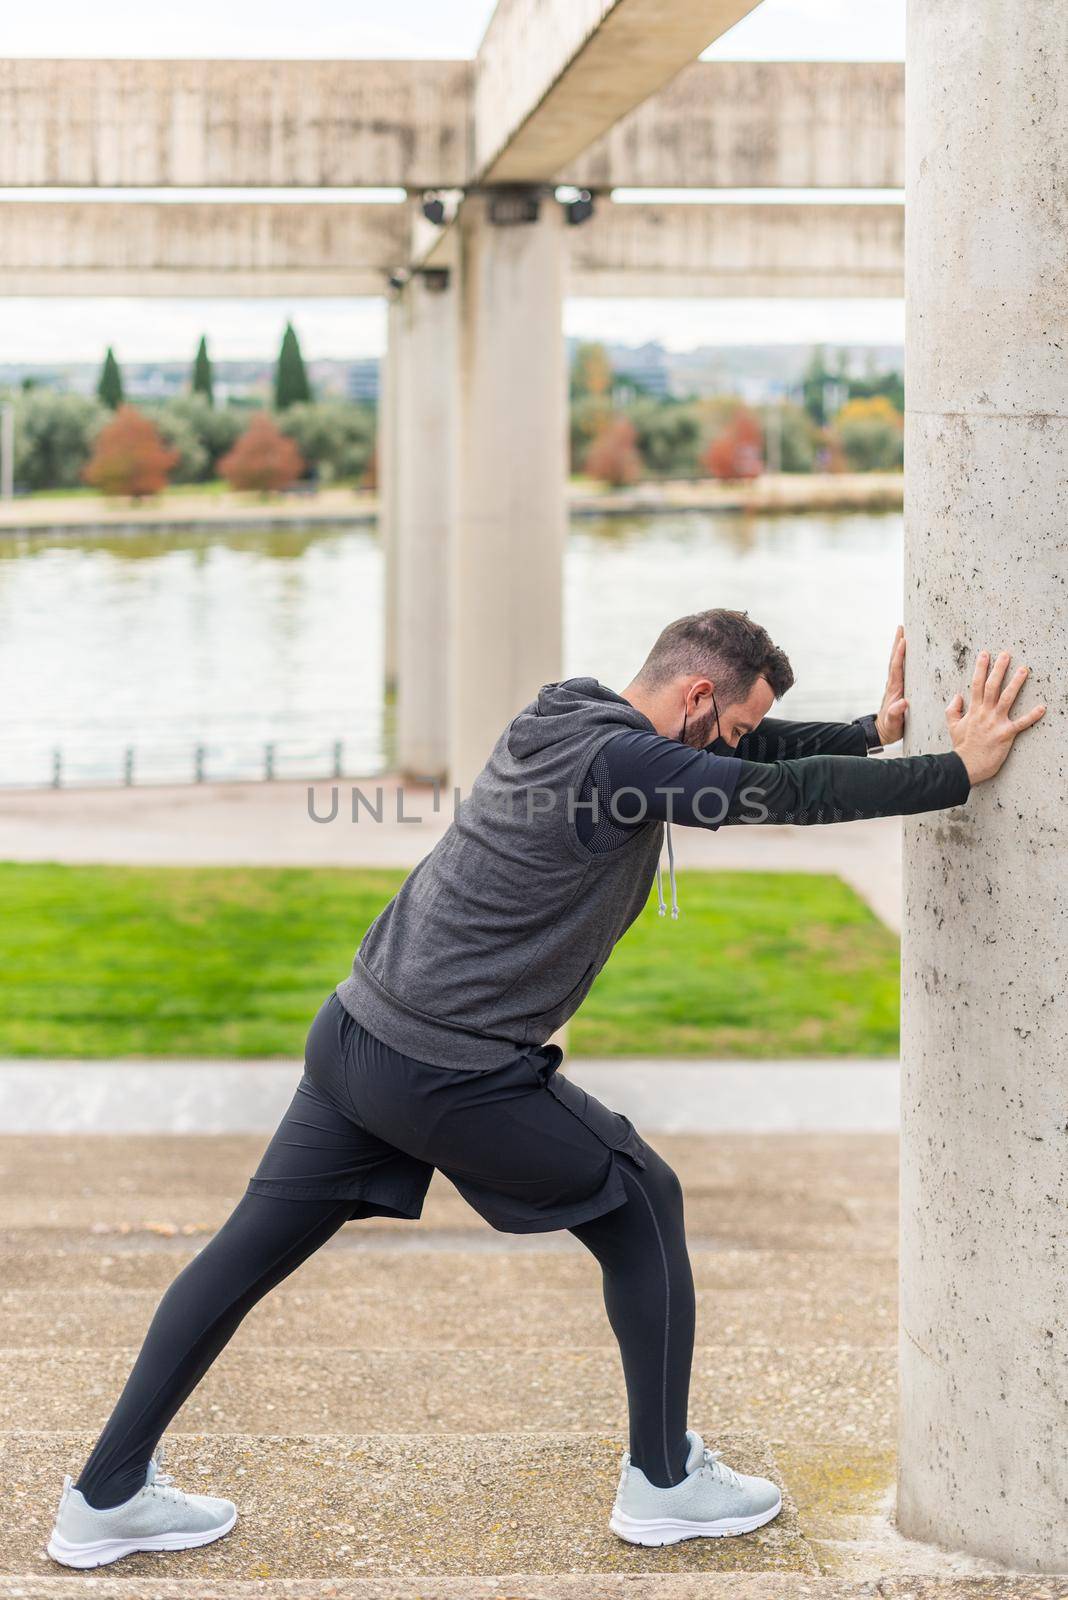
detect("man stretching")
[48,610,1044,1567]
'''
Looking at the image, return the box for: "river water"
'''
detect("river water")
[0,510,903,787]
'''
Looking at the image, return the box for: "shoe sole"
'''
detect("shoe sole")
[46,1508,237,1569]
[609,1494,782,1547]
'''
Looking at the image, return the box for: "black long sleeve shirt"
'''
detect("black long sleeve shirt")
[575,714,971,849]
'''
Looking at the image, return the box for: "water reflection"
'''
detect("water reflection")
[0,511,903,787]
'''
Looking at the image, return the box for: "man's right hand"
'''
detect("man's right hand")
[946,650,1047,784]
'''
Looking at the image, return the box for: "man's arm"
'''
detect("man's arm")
[734,715,882,762]
[734,624,906,759]
[590,729,968,833]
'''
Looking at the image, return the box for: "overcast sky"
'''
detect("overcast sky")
[0,0,905,364]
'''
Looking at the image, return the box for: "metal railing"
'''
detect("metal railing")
[0,726,395,791]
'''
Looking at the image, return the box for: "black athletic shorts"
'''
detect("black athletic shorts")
[247,991,648,1233]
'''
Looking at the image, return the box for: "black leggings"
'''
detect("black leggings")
[74,1150,694,1507]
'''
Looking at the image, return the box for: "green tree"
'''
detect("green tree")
[763,402,819,473]
[831,395,904,471]
[192,335,214,407]
[145,405,209,484]
[96,347,124,410]
[274,322,311,410]
[846,367,905,414]
[13,390,106,490]
[624,397,701,477]
[154,396,243,480]
[278,399,376,482]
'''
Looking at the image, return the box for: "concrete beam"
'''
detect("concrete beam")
[0,60,470,189]
[566,60,904,189]
[567,202,904,297]
[475,0,765,183]
[0,201,410,296]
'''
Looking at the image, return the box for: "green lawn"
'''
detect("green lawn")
[0,863,899,1059]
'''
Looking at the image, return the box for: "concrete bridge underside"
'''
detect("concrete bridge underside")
[0,200,903,298]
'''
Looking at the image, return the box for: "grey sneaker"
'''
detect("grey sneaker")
[610,1429,782,1546]
[47,1441,237,1569]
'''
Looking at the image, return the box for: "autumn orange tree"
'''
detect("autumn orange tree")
[83,406,179,498]
[218,412,305,493]
[702,407,764,481]
[584,415,643,487]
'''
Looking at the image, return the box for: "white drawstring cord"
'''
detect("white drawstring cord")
[665,817,679,919]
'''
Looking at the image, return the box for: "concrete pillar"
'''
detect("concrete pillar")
[899,0,1067,1571]
[450,190,566,792]
[379,296,401,706]
[393,270,457,779]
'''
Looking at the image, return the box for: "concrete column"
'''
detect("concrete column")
[899,0,1067,1571]
[450,191,566,792]
[379,296,401,706]
[393,270,457,779]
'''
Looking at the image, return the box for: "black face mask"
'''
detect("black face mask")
[704,735,734,756]
[678,687,725,751]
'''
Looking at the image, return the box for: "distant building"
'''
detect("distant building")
[346,359,380,404]
[607,342,671,398]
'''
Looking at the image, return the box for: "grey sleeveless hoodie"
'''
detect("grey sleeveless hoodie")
[337,678,665,1069]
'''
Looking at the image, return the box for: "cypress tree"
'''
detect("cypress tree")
[97,347,124,410]
[274,322,311,410]
[192,335,214,406]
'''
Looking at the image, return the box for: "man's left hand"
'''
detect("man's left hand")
[875,624,909,745]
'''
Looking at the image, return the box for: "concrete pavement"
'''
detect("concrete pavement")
[0,1127,1044,1593]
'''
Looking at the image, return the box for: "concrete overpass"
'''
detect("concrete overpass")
[0,0,1064,1572]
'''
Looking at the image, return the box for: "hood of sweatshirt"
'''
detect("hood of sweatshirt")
[506,677,656,762]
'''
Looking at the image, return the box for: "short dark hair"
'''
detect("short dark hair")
[636,608,794,705]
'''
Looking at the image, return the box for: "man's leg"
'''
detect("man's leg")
[570,1144,695,1489]
[74,1188,352,1509]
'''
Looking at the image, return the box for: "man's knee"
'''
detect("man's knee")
[638,1143,685,1221]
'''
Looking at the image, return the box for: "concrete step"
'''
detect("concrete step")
[0,1247,896,1351]
[0,1132,898,1254]
[3,1578,1062,1600]
[0,1344,894,1442]
[0,1187,892,1254]
[4,1430,813,1579]
[0,1234,895,1299]
[0,1132,899,1195]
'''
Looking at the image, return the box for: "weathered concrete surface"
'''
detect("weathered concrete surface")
[450,194,566,790]
[0,1253,897,1354]
[0,59,904,194]
[567,202,903,298]
[0,60,471,188]
[2,1129,1042,1585]
[899,0,1068,1572]
[2,1431,811,1577]
[2,1581,1065,1600]
[0,1129,898,1239]
[379,299,401,694]
[0,1345,895,1441]
[474,0,762,183]
[390,275,457,779]
[567,62,904,190]
[0,197,903,298]
[0,201,410,296]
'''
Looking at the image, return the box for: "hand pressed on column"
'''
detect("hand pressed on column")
[945,649,1046,785]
